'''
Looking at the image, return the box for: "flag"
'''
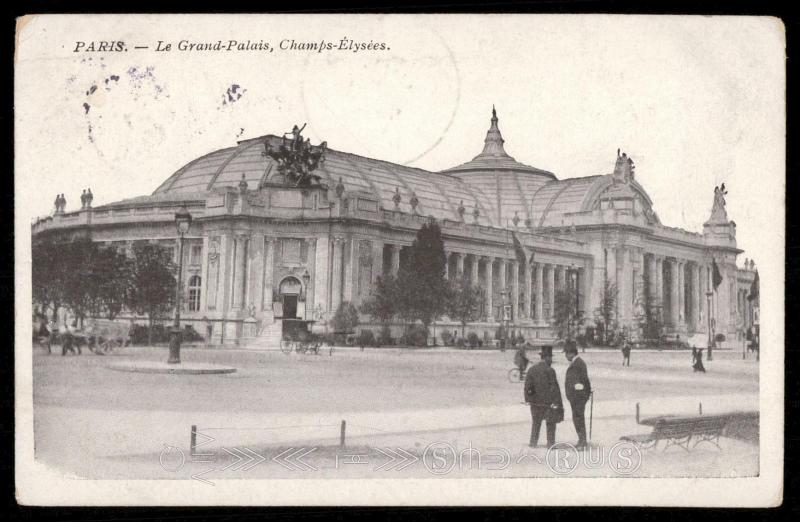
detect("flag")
[712,258,723,290]
[748,271,759,302]
[511,231,527,265]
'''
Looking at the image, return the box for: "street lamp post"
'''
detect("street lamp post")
[168,206,192,364]
[301,269,311,320]
[706,291,714,361]
[500,287,510,351]
[570,267,580,347]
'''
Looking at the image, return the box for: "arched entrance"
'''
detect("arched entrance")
[279,276,302,319]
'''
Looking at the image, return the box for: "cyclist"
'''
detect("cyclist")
[513,342,530,382]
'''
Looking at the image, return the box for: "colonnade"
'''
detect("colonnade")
[605,245,716,334]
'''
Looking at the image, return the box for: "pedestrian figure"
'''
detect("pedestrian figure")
[37,317,52,354]
[692,346,706,373]
[564,342,592,449]
[60,322,75,356]
[621,339,631,366]
[524,345,564,448]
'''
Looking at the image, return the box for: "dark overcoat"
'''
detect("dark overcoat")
[565,356,592,404]
[524,361,564,409]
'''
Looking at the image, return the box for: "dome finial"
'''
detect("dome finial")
[478,104,507,157]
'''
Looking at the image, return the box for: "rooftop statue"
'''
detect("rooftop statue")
[263,123,326,187]
[708,183,729,223]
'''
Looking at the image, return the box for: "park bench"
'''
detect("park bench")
[620,414,732,452]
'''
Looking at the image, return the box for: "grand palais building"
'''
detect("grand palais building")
[32,109,759,348]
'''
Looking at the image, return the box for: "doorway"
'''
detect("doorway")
[283,295,298,319]
[279,276,302,319]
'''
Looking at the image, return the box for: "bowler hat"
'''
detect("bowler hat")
[539,345,553,357]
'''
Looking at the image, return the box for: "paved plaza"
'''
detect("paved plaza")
[32,345,759,480]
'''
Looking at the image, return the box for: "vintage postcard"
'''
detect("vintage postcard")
[15,14,784,506]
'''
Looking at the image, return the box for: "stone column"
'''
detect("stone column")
[344,238,357,303]
[456,252,465,278]
[620,247,632,326]
[524,261,533,319]
[606,247,617,288]
[262,238,275,311]
[656,257,664,322]
[471,254,480,285]
[312,237,327,319]
[248,234,264,313]
[498,258,507,319]
[698,262,706,325]
[331,238,344,312]
[372,240,383,285]
[555,265,565,295]
[669,259,680,327]
[443,251,449,280]
[547,264,556,324]
[692,263,701,331]
[535,263,544,323]
[199,237,209,313]
[231,234,249,310]
[511,260,520,322]
[678,260,686,327]
[390,244,401,277]
[485,257,494,321]
[634,250,645,310]
[648,254,658,304]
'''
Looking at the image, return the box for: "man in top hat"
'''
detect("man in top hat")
[524,345,564,448]
[564,341,592,449]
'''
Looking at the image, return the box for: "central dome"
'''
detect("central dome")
[442,107,556,179]
[442,107,557,226]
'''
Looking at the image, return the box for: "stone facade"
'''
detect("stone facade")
[31,110,759,347]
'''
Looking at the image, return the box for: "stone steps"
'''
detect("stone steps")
[241,319,283,351]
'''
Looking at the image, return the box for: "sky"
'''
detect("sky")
[16,14,785,265]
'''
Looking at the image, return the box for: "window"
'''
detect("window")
[190,244,202,265]
[188,275,202,312]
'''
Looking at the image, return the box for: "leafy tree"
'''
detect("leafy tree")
[635,276,663,342]
[553,286,584,342]
[93,246,133,320]
[360,275,397,326]
[125,243,176,346]
[593,278,618,345]
[447,276,483,338]
[395,221,449,333]
[32,238,68,322]
[61,238,100,329]
[332,301,360,333]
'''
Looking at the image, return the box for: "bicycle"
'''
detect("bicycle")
[507,366,527,383]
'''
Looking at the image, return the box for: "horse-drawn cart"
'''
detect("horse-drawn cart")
[82,319,132,354]
[280,319,324,354]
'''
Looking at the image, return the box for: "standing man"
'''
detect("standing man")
[621,338,631,366]
[524,345,564,448]
[564,342,592,449]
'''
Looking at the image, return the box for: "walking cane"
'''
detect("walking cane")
[589,391,594,441]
